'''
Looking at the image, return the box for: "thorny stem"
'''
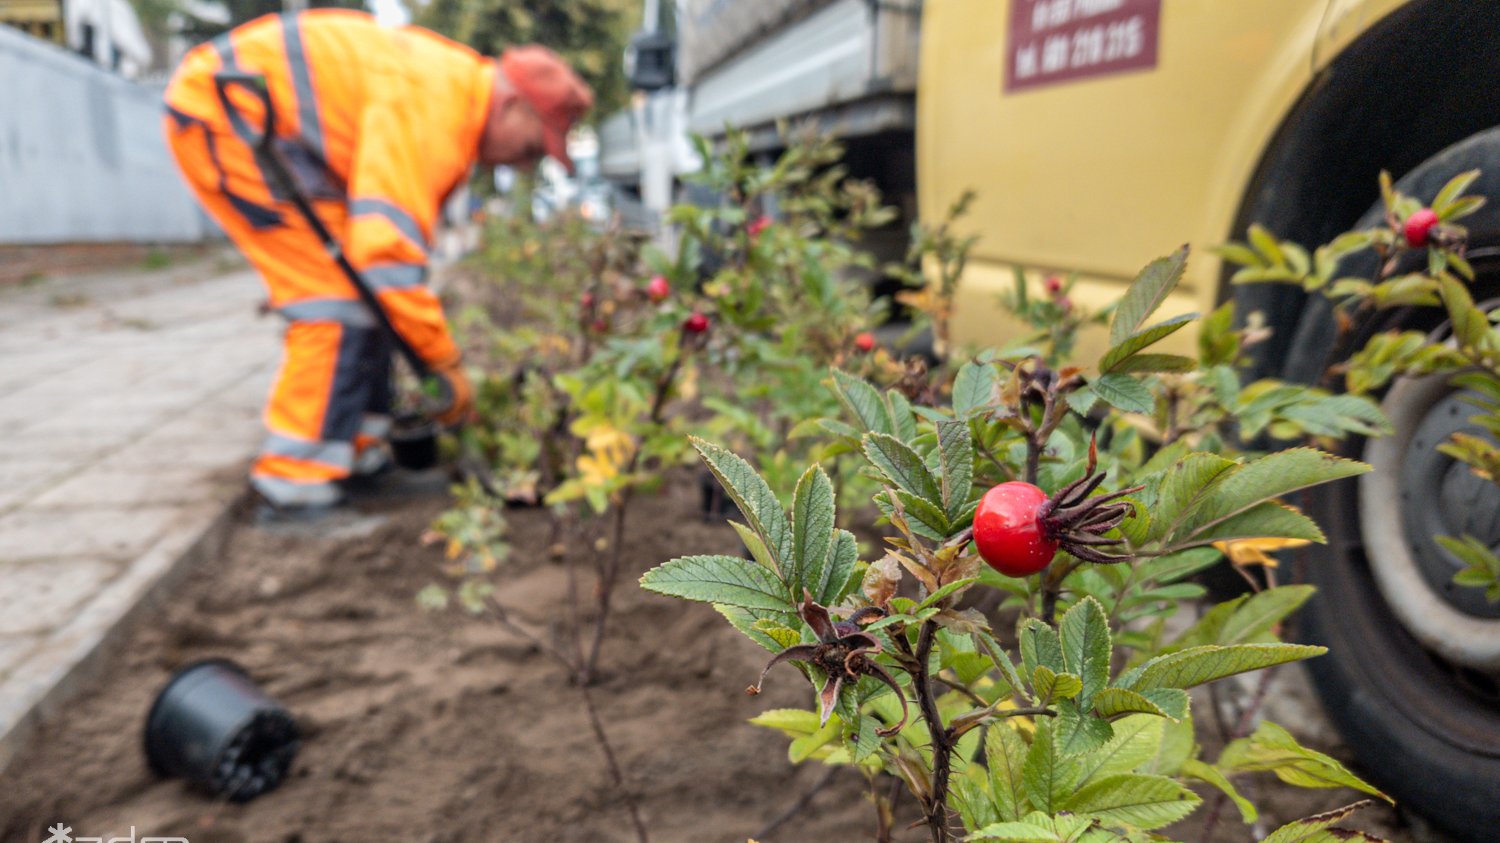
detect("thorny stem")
[753,765,842,841]
[579,680,652,843]
[912,620,956,843]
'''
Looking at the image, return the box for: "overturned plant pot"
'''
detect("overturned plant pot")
[390,414,440,471]
[144,659,301,803]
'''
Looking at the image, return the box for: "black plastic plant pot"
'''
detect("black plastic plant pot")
[391,415,439,470]
[144,659,300,803]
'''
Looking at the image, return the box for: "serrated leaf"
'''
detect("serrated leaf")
[1067,386,1100,415]
[1099,313,1195,373]
[693,439,795,575]
[1128,643,1327,691]
[819,529,859,605]
[1064,773,1200,830]
[918,577,979,611]
[969,818,1069,842]
[893,489,952,537]
[789,715,842,762]
[1023,718,1075,813]
[1075,715,1166,785]
[1181,759,1258,823]
[938,419,975,520]
[1263,801,1383,843]
[987,722,1032,822]
[832,368,894,434]
[1092,373,1155,414]
[1183,501,1326,549]
[1218,584,1315,645]
[729,521,778,573]
[850,714,881,763]
[1055,700,1114,755]
[1034,666,1084,702]
[749,708,823,737]
[1111,245,1189,345]
[717,605,798,652]
[865,433,943,504]
[1220,722,1389,801]
[1145,453,1238,543]
[1019,618,1065,677]
[792,465,836,600]
[953,361,998,417]
[1179,449,1369,537]
[1108,353,1198,374]
[640,555,791,610]
[886,389,919,442]
[1093,688,1184,721]
[1060,596,1111,707]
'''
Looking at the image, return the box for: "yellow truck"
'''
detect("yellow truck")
[921,1,1500,835]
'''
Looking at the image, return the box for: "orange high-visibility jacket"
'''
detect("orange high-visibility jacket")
[165,10,495,366]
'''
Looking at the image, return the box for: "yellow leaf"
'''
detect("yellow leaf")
[1212,536,1311,568]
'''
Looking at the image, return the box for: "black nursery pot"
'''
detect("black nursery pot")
[144,659,300,803]
[391,415,440,470]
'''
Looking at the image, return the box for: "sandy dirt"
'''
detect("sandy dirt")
[0,478,1428,843]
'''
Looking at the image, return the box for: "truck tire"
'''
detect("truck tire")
[1276,128,1500,843]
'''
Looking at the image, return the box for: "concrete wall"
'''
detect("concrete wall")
[0,24,211,243]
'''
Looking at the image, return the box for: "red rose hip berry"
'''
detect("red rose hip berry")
[1404,208,1439,248]
[974,482,1057,577]
[854,331,876,353]
[647,275,670,302]
[683,312,711,334]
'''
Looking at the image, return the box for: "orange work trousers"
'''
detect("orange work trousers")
[164,110,391,507]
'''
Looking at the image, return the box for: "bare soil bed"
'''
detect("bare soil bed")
[0,479,1420,842]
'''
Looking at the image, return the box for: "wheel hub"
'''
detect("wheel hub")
[1361,373,1500,671]
[1400,392,1500,620]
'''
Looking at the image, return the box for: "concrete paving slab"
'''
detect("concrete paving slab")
[0,253,282,773]
[0,558,122,636]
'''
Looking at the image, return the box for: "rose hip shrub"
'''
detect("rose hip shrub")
[427,129,914,682]
[1221,169,1500,601]
[643,249,1394,842]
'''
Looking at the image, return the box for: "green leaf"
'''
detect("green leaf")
[1064,773,1201,830]
[1108,353,1198,374]
[693,438,795,575]
[917,577,979,611]
[789,715,842,762]
[1432,168,1481,217]
[1092,688,1186,721]
[1181,759,1258,823]
[1092,373,1155,414]
[749,708,823,737]
[1263,801,1384,843]
[987,722,1032,822]
[953,361,998,417]
[1033,666,1084,703]
[819,529,860,605]
[729,521,778,574]
[1439,274,1488,349]
[1099,313,1195,373]
[881,391,915,442]
[1219,722,1389,801]
[640,555,792,611]
[1184,501,1326,548]
[1022,718,1074,813]
[1054,700,1114,755]
[938,419,975,521]
[1019,618,1065,677]
[850,714,881,763]
[1111,245,1189,346]
[716,605,797,652]
[1179,449,1369,537]
[832,368,894,434]
[969,817,1072,843]
[1219,584,1316,645]
[792,465,836,600]
[1074,715,1165,785]
[1127,644,1327,691]
[864,433,943,504]
[1060,596,1111,707]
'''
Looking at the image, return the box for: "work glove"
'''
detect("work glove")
[429,360,475,429]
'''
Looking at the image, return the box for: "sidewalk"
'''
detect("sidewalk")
[0,252,279,769]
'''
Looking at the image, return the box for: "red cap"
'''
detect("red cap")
[499,46,594,175]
